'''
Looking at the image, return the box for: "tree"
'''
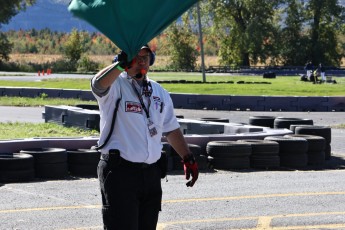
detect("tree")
[63,29,85,63]
[0,0,36,62]
[279,0,309,65]
[206,0,282,67]
[0,33,12,61]
[305,0,345,65]
[166,16,198,71]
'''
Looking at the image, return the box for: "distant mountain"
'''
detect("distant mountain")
[1,0,98,32]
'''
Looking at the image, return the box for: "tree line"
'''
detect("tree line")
[0,0,344,73]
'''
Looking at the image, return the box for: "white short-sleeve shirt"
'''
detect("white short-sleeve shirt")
[92,72,180,164]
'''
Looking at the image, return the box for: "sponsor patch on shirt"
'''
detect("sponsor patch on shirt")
[125,101,142,113]
[153,96,162,110]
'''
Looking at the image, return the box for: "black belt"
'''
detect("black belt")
[100,153,155,169]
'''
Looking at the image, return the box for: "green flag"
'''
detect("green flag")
[68,0,198,60]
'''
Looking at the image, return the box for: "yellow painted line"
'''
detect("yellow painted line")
[159,212,345,229]
[266,224,345,230]
[53,212,345,230]
[256,216,272,229]
[162,191,345,203]
[0,205,100,214]
[1,191,345,214]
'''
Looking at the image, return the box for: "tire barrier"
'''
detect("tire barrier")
[264,136,308,168]
[0,113,336,181]
[67,149,100,177]
[163,142,208,171]
[237,139,280,169]
[20,148,68,179]
[273,117,313,129]
[249,116,276,128]
[207,141,251,170]
[294,125,332,160]
[284,134,326,166]
[0,153,35,183]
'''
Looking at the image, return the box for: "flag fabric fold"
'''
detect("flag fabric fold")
[68,0,198,60]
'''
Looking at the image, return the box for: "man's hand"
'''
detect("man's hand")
[116,51,132,70]
[183,154,199,187]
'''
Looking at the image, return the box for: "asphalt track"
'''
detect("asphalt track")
[1,71,345,230]
[1,107,345,229]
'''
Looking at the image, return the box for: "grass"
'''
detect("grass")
[0,73,344,96]
[0,96,97,107]
[0,122,99,139]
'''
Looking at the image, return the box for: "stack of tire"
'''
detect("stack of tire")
[237,139,280,169]
[264,136,308,168]
[67,149,100,177]
[0,153,35,183]
[273,117,313,129]
[206,141,251,170]
[20,148,68,179]
[249,116,276,128]
[166,143,208,171]
[284,134,326,166]
[293,126,332,160]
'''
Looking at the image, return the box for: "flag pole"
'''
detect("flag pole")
[197,2,206,82]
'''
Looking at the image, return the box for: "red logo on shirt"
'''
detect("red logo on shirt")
[125,101,142,113]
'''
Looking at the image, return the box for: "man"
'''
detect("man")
[304,61,313,80]
[318,63,326,82]
[91,44,198,230]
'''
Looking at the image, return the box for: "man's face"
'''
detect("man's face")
[128,49,151,77]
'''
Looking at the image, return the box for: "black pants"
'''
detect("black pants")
[97,155,162,230]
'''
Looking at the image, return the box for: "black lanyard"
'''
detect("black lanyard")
[131,81,151,119]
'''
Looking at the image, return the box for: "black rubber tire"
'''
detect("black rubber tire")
[295,126,331,144]
[67,149,100,177]
[307,151,325,166]
[289,124,313,133]
[20,148,67,164]
[264,136,308,155]
[0,169,35,183]
[35,162,68,179]
[212,157,250,170]
[69,164,97,177]
[172,155,183,171]
[274,117,313,129]
[325,144,331,160]
[250,155,280,169]
[206,141,252,158]
[280,154,308,168]
[67,149,100,164]
[195,155,208,170]
[248,116,276,128]
[237,139,279,156]
[188,144,202,156]
[0,153,34,170]
[284,134,326,152]
[198,117,230,123]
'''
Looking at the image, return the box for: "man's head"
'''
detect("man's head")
[128,45,155,79]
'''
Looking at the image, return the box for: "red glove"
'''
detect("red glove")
[183,154,199,187]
